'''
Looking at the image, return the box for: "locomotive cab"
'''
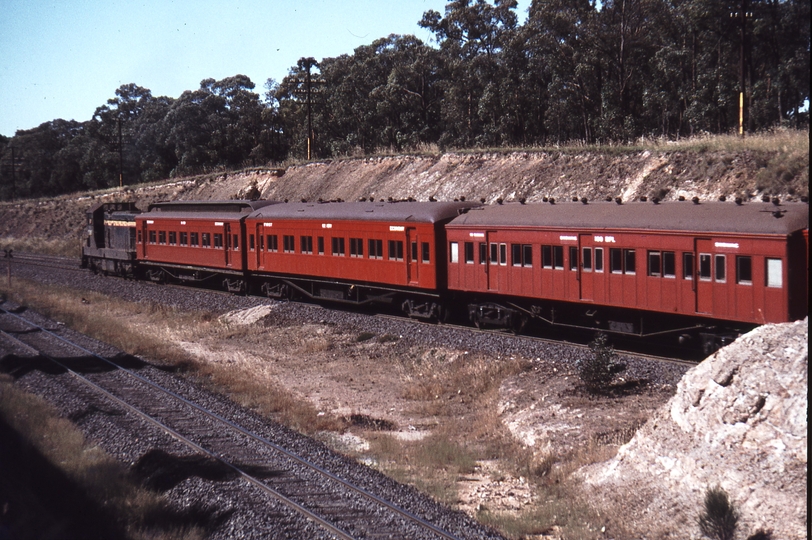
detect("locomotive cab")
[82,202,141,276]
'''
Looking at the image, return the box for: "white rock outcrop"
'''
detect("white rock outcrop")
[582,318,807,539]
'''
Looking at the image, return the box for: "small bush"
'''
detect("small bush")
[576,333,626,393]
[698,485,739,540]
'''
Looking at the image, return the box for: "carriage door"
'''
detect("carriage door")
[695,238,713,314]
[486,231,504,291]
[224,223,232,267]
[579,234,594,301]
[406,228,419,285]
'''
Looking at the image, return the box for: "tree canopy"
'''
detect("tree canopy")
[2,0,808,200]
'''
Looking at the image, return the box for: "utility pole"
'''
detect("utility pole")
[294,57,325,160]
[118,116,124,188]
[731,0,752,137]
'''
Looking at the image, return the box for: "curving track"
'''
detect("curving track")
[0,301,502,539]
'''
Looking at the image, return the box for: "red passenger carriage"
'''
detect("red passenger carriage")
[446,200,808,350]
[135,200,278,291]
[244,201,478,318]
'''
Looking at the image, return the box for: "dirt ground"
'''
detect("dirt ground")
[173,303,680,532]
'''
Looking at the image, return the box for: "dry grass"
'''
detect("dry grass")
[0,236,79,258]
[0,377,205,539]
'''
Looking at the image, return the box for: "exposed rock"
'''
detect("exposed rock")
[581,318,808,539]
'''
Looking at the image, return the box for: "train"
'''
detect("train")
[82,197,809,353]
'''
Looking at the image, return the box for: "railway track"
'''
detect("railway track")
[6,251,700,366]
[0,302,474,540]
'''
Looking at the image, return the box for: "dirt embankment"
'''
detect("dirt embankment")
[0,143,808,254]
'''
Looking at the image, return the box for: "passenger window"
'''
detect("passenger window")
[499,243,507,265]
[553,246,564,269]
[422,242,430,263]
[594,248,604,272]
[464,242,475,264]
[333,237,346,256]
[267,235,278,252]
[699,254,712,280]
[610,248,622,273]
[683,252,694,279]
[148,230,156,244]
[302,236,314,255]
[766,258,782,288]
[663,251,675,277]
[715,254,726,282]
[582,248,592,271]
[648,251,661,276]
[387,240,402,260]
[158,231,167,245]
[169,232,177,246]
[624,249,636,274]
[248,234,254,251]
[213,233,223,249]
[411,241,417,262]
[318,236,325,255]
[736,256,752,285]
[190,232,199,247]
[368,239,382,259]
[450,242,459,263]
[201,233,210,248]
[479,243,487,265]
[541,245,552,268]
[569,246,578,271]
[490,243,498,265]
[233,234,239,250]
[283,235,295,253]
[349,238,362,257]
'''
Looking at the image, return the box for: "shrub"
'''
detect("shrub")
[698,485,739,540]
[576,333,626,393]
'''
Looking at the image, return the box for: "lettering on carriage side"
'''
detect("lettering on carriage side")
[469,232,485,238]
[103,220,135,227]
[180,221,186,225]
[714,242,740,249]
[390,225,405,232]
[322,223,333,229]
[215,222,224,226]
[146,220,154,224]
[594,235,615,243]
[263,222,273,227]
[559,235,577,242]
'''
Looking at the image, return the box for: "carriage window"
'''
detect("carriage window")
[213,233,223,249]
[450,242,459,263]
[299,235,312,254]
[248,234,254,250]
[318,236,325,255]
[499,243,507,265]
[512,244,532,267]
[179,232,187,246]
[490,243,498,265]
[569,246,578,271]
[736,256,752,285]
[715,254,726,282]
[149,230,157,244]
[766,258,782,288]
[368,239,382,259]
[582,248,592,271]
[333,237,346,256]
[201,233,211,248]
[479,242,487,265]
[283,235,295,253]
[350,238,363,258]
[595,248,604,272]
[158,231,166,245]
[663,251,675,277]
[411,241,418,262]
[624,249,636,274]
[388,240,403,260]
[683,252,694,279]
[699,254,712,280]
[190,232,199,247]
[610,248,622,273]
[267,235,278,252]
[553,246,564,269]
[648,251,661,276]
[422,242,430,263]
[464,242,475,263]
[233,234,239,250]
[541,245,552,268]
[137,230,143,244]
[169,232,177,246]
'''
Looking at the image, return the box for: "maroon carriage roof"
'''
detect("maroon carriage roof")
[140,200,281,221]
[248,201,481,224]
[447,201,809,236]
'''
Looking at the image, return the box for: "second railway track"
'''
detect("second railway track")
[0,301,500,539]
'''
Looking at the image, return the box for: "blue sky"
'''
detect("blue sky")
[0,0,531,138]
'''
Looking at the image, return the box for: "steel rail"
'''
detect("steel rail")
[0,303,463,540]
